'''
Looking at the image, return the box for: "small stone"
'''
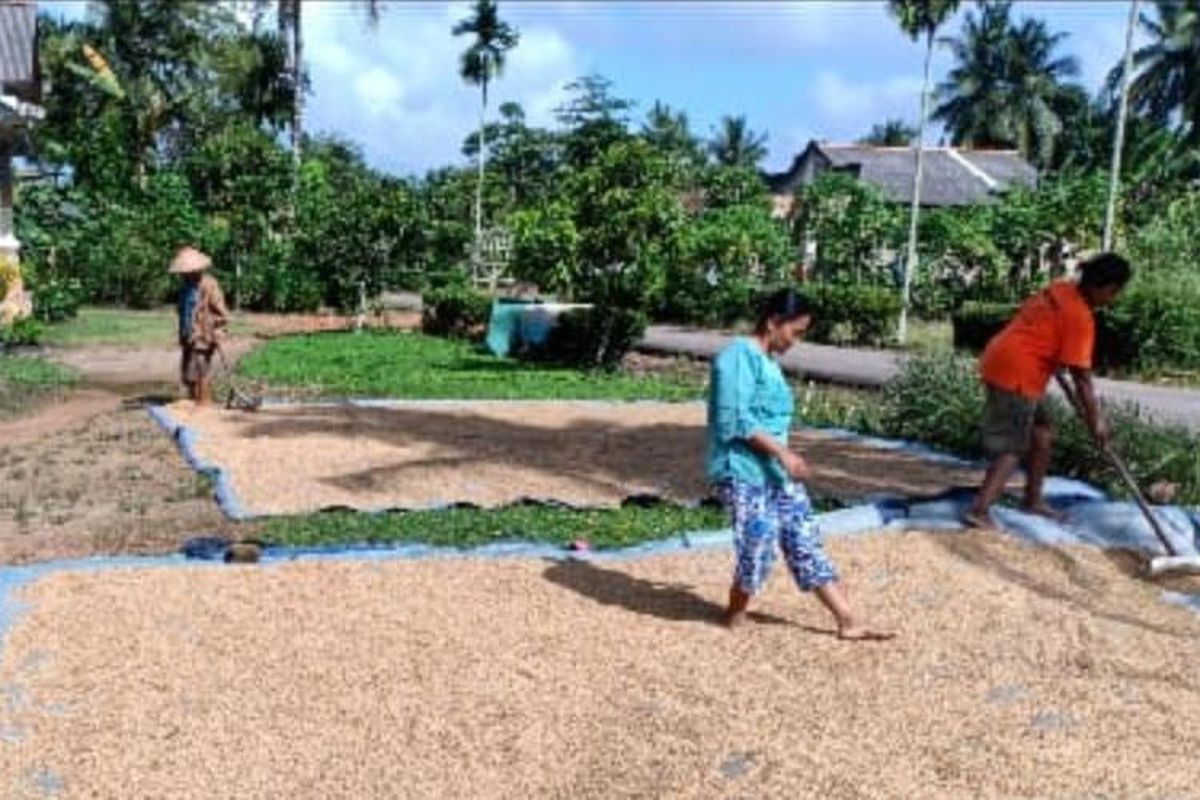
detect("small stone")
[720,752,753,779]
[1148,480,1179,504]
[568,539,591,552]
[1029,710,1077,733]
[985,684,1029,706]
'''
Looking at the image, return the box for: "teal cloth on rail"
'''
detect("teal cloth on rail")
[485,299,538,357]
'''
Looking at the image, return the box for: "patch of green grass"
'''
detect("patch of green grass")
[897,318,953,354]
[238,330,705,400]
[258,504,729,550]
[0,355,79,416]
[43,306,256,347]
[794,380,885,435]
[42,307,177,347]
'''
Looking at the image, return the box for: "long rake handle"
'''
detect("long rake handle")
[1054,372,1178,556]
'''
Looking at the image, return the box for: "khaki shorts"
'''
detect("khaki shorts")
[181,346,216,387]
[981,384,1051,457]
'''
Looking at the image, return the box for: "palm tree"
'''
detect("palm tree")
[273,0,380,183]
[1104,0,1140,251]
[933,2,1080,164]
[887,0,961,345]
[859,118,919,146]
[641,100,703,168]
[1115,0,1200,144]
[453,0,520,267]
[708,115,768,168]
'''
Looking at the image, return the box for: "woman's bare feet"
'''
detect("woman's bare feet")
[723,609,749,629]
[815,583,896,642]
[723,585,751,629]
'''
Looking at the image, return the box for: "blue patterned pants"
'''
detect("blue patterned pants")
[718,480,838,595]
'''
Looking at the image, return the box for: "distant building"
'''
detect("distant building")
[764,140,1038,220]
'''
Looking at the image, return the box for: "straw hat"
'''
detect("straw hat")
[168,246,212,274]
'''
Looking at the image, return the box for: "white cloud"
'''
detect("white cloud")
[353,68,404,115]
[809,71,924,134]
[301,2,580,176]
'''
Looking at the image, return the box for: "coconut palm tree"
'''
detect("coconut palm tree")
[933,2,1080,165]
[707,115,768,168]
[273,0,380,181]
[642,100,704,169]
[1103,0,1140,250]
[887,0,961,344]
[453,0,520,262]
[1114,0,1200,144]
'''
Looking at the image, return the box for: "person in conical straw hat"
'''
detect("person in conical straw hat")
[171,246,228,405]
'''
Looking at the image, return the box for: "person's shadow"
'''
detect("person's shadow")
[542,557,793,627]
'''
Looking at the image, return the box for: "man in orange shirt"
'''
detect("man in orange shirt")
[963,253,1132,528]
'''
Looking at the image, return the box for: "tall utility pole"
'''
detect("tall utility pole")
[1103,0,1139,252]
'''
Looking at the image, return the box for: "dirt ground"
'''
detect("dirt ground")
[1,326,989,563]
[1,532,1198,799]
[0,314,417,564]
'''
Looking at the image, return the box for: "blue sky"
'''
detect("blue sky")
[44,1,1140,177]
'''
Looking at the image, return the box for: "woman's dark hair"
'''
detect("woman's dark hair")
[755,288,812,331]
[1078,252,1132,289]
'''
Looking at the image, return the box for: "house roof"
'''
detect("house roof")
[0,1,39,103]
[766,141,1037,207]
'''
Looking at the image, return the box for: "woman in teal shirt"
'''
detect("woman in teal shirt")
[708,289,892,640]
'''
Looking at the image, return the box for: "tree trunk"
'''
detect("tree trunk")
[289,0,304,192]
[1104,0,1139,252]
[898,30,934,345]
[474,79,487,284]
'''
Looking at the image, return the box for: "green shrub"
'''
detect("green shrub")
[1099,277,1200,374]
[879,354,1200,505]
[421,284,491,339]
[660,204,794,327]
[801,283,901,347]
[0,318,46,348]
[880,354,986,458]
[950,301,1016,352]
[542,307,648,370]
[30,276,84,323]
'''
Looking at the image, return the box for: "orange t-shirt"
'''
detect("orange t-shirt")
[979,281,1095,399]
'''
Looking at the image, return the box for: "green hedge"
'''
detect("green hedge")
[951,301,1015,352]
[1100,280,1200,374]
[542,307,648,370]
[800,284,901,347]
[952,282,1200,375]
[880,354,1200,504]
[421,285,491,340]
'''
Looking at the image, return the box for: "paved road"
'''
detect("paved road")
[640,325,1200,432]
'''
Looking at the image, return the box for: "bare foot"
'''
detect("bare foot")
[1020,502,1065,522]
[837,625,896,642]
[960,509,993,530]
[723,610,749,630]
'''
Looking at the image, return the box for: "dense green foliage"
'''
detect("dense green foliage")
[540,307,648,370]
[421,284,492,340]
[801,284,903,347]
[9,0,1200,380]
[874,354,1200,505]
